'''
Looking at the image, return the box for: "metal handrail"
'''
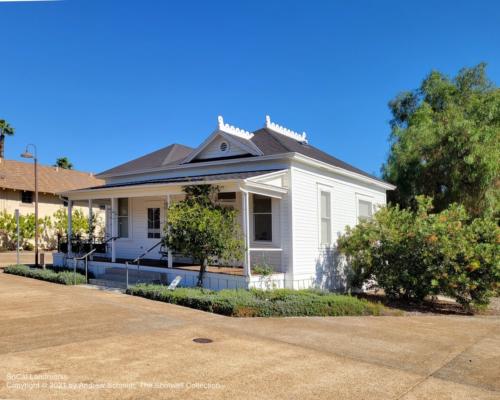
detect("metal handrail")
[73,248,97,284]
[125,240,163,289]
[103,236,119,244]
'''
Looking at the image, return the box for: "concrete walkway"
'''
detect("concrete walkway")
[0,273,498,399]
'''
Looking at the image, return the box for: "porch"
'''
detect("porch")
[57,170,290,289]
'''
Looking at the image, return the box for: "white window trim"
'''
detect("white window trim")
[355,193,374,222]
[117,197,132,241]
[251,194,273,243]
[147,207,162,239]
[317,184,334,248]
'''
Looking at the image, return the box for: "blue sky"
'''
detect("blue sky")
[1,0,499,176]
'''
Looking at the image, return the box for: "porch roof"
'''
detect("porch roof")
[61,169,287,200]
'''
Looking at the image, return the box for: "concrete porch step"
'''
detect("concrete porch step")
[88,279,128,289]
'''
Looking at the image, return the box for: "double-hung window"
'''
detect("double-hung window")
[358,199,373,222]
[320,191,332,245]
[147,208,161,238]
[117,198,129,238]
[253,194,272,241]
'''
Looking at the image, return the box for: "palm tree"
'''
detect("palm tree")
[0,119,15,158]
[54,157,73,170]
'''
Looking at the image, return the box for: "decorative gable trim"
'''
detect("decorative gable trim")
[217,116,254,140]
[182,116,263,164]
[265,115,308,143]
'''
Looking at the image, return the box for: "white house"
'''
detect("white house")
[55,116,395,290]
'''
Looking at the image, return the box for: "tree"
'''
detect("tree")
[382,63,500,217]
[53,208,90,238]
[0,119,15,158]
[164,185,245,287]
[54,157,73,170]
[338,197,500,310]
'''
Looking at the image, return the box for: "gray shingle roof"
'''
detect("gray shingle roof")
[98,144,193,177]
[97,128,385,184]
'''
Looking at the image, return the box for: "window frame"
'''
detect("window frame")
[117,198,130,239]
[252,194,273,242]
[318,186,333,247]
[147,207,161,239]
[21,191,33,204]
[356,194,374,223]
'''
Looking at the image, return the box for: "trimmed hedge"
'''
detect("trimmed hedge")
[126,285,385,317]
[4,264,87,285]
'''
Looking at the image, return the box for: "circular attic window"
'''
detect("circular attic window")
[219,141,229,152]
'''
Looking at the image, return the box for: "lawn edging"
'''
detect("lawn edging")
[3,264,86,285]
[126,284,386,317]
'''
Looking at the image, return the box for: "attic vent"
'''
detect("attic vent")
[219,141,229,152]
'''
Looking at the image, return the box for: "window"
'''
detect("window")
[21,191,33,204]
[118,198,129,238]
[147,208,161,238]
[253,194,272,241]
[320,191,331,245]
[218,192,236,202]
[358,199,373,222]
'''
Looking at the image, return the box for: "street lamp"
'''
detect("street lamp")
[21,144,39,268]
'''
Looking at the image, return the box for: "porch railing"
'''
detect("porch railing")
[125,240,164,289]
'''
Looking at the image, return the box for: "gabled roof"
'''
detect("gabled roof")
[96,118,388,186]
[250,128,382,181]
[0,159,103,194]
[98,144,193,177]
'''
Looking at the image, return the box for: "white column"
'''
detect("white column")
[88,199,93,241]
[241,190,251,278]
[111,198,118,262]
[67,200,73,256]
[166,194,173,268]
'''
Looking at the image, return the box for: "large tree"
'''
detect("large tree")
[54,157,73,169]
[382,63,500,217]
[0,119,15,159]
[164,185,245,286]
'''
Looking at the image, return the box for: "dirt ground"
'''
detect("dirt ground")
[0,272,498,400]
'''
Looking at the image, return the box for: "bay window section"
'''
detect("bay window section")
[253,194,272,241]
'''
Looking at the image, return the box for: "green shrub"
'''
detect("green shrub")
[4,264,86,285]
[126,285,384,317]
[338,196,500,309]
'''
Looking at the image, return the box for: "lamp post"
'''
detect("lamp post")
[21,144,39,268]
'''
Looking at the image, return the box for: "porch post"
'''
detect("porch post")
[166,194,173,268]
[111,197,118,262]
[67,200,73,256]
[242,190,251,278]
[88,199,93,242]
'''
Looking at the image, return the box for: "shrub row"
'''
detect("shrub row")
[126,285,384,317]
[4,264,87,285]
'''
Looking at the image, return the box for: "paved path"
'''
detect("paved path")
[0,273,498,399]
[0,251,53,267]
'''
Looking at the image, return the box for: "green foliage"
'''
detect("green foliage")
[52,208,96,238]
[54,157,73,170]
[127,285,385,317]
[0,119,15,136]
[164,185,245,286]
[383,63,500,217]
[4,264,86,285]
[338,197,500,309]
[252,263,275,276]
[0,211,52,250]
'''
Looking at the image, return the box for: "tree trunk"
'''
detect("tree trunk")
[0,134,4,159]
[197,258,208,287]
